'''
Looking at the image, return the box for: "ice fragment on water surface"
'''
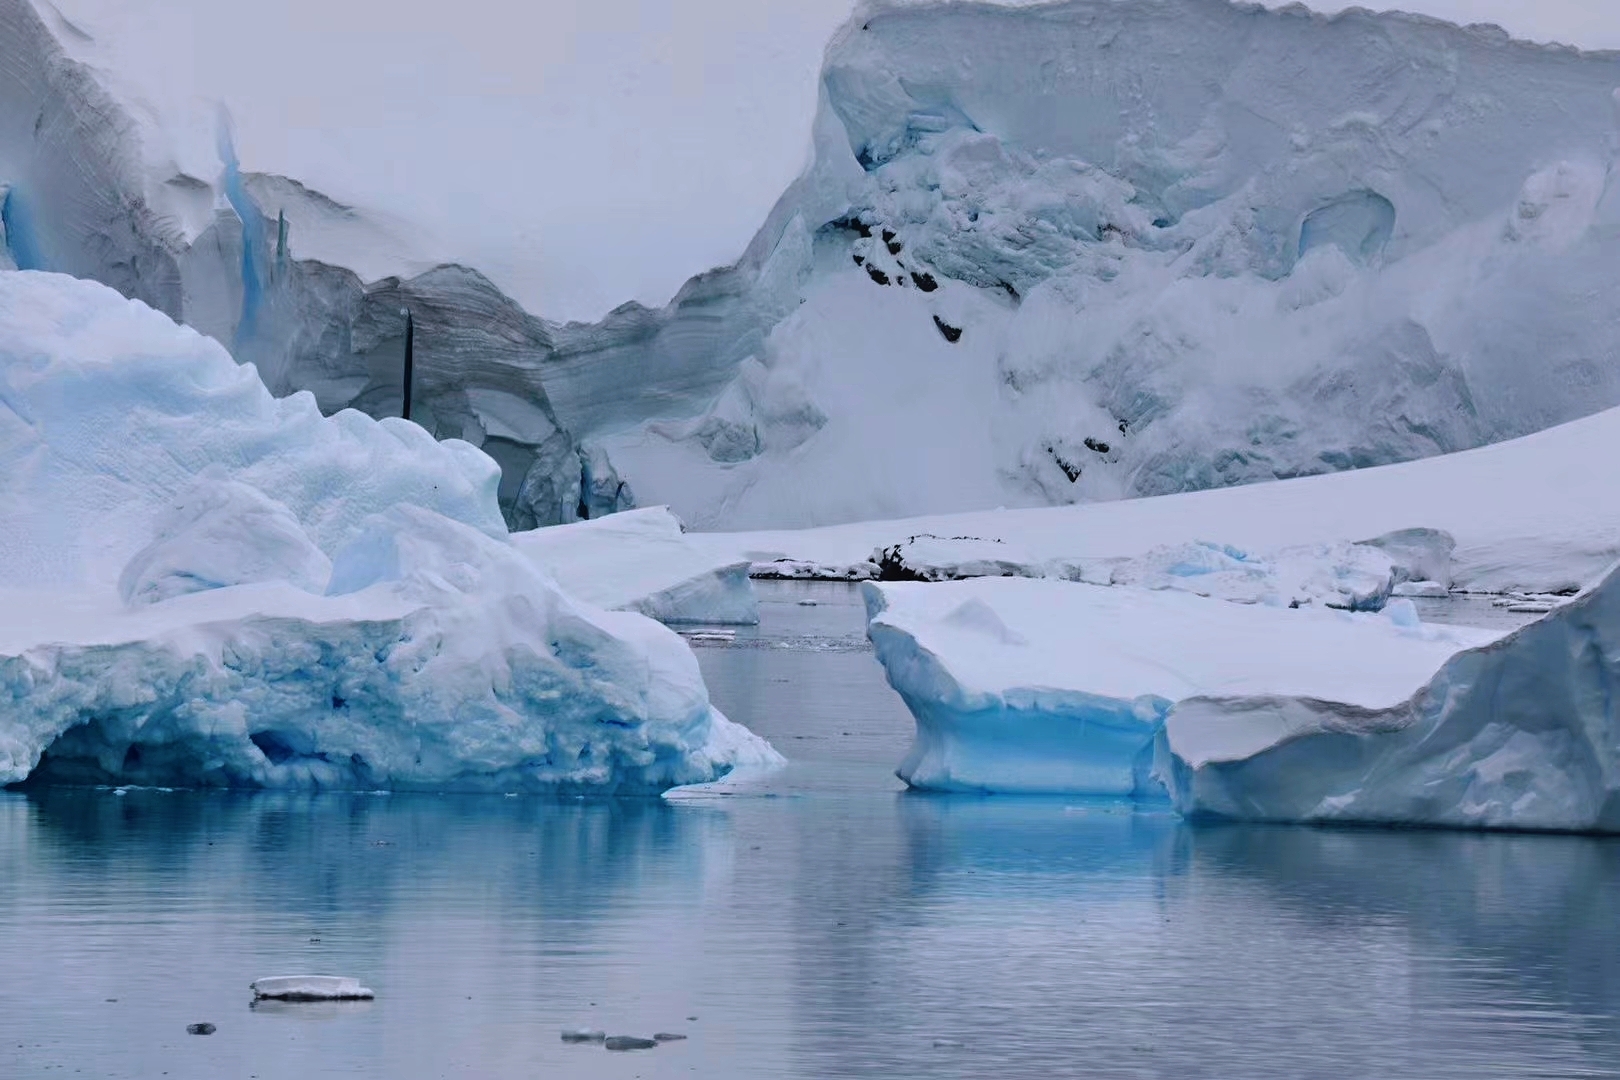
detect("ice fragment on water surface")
[250,976,374,1001]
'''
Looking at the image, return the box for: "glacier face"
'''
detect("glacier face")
[604,0,1620,526]
[7,0,1620,531]
[0,270,779,792]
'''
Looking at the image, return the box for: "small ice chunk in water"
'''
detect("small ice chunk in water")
[250,976,375,1001]
[561,1028,606,1043]
[604,1036,658,1051]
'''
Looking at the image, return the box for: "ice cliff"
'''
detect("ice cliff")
[1161,560,1620,832]
[0,270,779,791]
[606,0,1620,527]
[6,0,1620,530]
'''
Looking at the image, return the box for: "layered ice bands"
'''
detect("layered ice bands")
[0,271,779,791]
[863,578,1498,797]
[1163,563,1620,832]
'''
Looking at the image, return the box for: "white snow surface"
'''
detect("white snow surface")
[0,271,778,791]
[1162,560,1620,832]
[691,403,1620,595]
[597,0,1620,528]
[864,576,1500,796]
[512,508,759,626]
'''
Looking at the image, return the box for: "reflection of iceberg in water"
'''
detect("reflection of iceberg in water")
[777,796,1620,1079]
[16,787,728,926]
[1188,825,1620,1049]
[6,787,1620,1078]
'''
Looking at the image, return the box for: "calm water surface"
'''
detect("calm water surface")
[3,581,1617,1079]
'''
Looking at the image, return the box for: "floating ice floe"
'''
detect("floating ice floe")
[0,271,779,792]
[512,507,758,625]
[250,976,374,1001]
[864,577,1501,798]
[870,566,1620,831]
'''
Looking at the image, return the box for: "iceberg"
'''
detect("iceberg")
[0,270,779,792]
[864,577,1499,796]
[1161,562,1620,832]
[512,508,758,626]
[9,0,1620,532]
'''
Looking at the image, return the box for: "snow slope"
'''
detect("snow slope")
[1161,559,1620,832]
[0,271,778,791]
[512,508,759,626]
[864,576,1499,795]
[9,0,1620,531]
[601,0,1620,527]
[689,403,1620,595]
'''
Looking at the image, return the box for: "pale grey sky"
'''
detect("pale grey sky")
[43,0,1620,322]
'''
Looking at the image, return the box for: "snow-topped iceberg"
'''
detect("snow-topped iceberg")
[863,577,1497,796]
[1161,562,1620,832]
[0,270,778,791]
[512,507,759,626]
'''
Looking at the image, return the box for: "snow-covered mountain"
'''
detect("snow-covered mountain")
[5,0,1620,529]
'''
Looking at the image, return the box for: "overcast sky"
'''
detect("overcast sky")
[43,0,1620,322]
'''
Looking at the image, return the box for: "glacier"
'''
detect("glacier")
[0,270,779,792]
[864,576,1500,796]
[6,0,1620,531]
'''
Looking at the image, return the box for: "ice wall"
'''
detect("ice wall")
[1162,560,1620,832]
[606,0,1620,526]
[8,0,1620,531]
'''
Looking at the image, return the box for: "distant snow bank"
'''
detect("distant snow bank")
[692,401,1620,597]
[0,270,779,792]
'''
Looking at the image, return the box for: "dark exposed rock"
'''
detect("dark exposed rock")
[604,1036,658,1051]
[865,265,891,286]
[186,1023,216,1036]
[932,315,962,343]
